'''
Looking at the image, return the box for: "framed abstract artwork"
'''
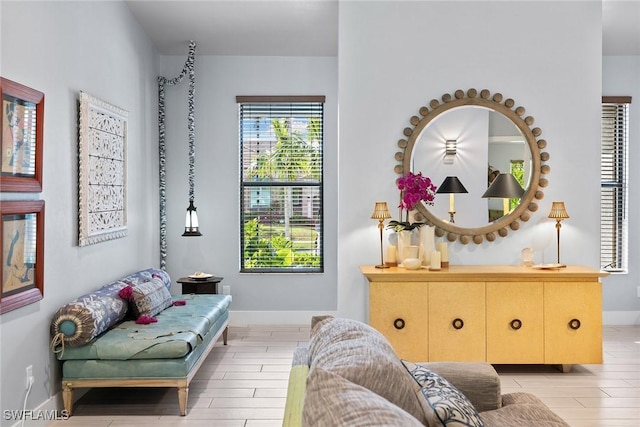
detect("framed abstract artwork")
[1,200,45,314]
[1,77,45,192]
[78,92,128,246]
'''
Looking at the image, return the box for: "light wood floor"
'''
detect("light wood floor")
[49,324,639,427]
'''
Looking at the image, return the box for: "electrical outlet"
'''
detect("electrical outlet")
[26,365,33,390]
[222,285,231,295]
[637,286,640,298]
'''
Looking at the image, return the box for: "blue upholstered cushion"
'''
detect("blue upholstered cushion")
[57,294,231,361]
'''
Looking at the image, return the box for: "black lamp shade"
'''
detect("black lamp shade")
[436,176,469,194]
[481,173,524,198]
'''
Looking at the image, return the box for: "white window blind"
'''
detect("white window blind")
[238,96,324,272]
[601,97,630,272]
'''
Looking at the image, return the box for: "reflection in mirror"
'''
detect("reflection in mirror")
[394,89,549,244]
[412,107,531,228]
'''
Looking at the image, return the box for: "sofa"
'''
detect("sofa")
[49,268,231,416]
[283,315,570,426]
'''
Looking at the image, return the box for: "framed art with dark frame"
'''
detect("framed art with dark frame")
[1,200,45,314]
[1,77,45,192]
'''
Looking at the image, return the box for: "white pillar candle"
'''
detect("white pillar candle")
[430,251,441,270]
[438,242,449,262]
[387,245,397,263]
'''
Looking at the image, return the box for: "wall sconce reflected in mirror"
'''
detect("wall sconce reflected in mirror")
[444,140,457,164]
[481,173,524,217]
[436,176,468,223]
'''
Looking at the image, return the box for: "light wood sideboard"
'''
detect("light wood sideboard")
[361,265,607,372]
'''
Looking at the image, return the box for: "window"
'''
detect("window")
[238,96,324,272]
[509,159,524,211]
[601,96,631,273]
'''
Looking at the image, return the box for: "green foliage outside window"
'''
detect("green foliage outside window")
[509,161,525,211]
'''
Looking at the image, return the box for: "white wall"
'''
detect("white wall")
[602,55,640,322]
[159,55,339,318]
[0,1,158,422]
[337,1,603,321]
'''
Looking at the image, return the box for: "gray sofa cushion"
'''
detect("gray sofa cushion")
[302,367,423,427]
[308,316,426,424]
[424,362,502,412]
[478,392,570,426]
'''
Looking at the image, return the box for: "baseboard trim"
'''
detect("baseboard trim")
[229,310,338,325]
[603,310,640,325]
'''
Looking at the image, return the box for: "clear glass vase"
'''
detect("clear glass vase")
[419,225,436,266]
[396,230,414,267]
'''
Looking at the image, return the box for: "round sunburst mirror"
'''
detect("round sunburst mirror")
[393,88,550,244]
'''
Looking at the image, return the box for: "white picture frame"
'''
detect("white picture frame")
[78,92,128,246]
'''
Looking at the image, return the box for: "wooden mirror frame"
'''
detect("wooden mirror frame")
[394,88,550,244]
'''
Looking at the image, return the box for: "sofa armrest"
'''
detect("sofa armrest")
[283,348,310,427]
[425,362,502,412]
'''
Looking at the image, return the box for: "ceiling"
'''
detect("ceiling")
[124,0,639,57]
[124,0,339,56]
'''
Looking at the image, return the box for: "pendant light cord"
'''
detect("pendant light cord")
[158,41,197,268]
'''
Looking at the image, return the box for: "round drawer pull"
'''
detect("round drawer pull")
[569,318,581,330]
[510,319,523,330]
[452,318,464,330]
[394,318,406,330]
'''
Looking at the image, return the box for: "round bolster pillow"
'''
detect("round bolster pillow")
[50,281,128,348]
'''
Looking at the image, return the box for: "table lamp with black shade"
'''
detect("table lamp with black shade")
[436,176,468,223]
[481,173,524,217]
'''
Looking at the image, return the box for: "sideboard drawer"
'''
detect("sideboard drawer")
[428,282,485,361]
[544,281,603,364]
[369,281,428,361]
[486,281,544,364]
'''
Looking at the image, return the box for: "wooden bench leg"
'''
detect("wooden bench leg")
[223,326,228,345]
[62,383,73,416]
[177,386,189,416]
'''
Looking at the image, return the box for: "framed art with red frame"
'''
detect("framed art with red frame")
[1,77,44,192]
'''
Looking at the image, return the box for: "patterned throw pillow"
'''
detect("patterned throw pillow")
[50,281,129,348]
[130,277,173,318]
[403,360,484,427]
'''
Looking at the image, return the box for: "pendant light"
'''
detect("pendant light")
[182,40,201,236]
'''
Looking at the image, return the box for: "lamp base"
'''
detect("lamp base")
[375,264,390,269]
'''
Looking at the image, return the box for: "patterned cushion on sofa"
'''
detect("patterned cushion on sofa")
[50,281,129,348]
[403,360,484,427]
[308,316,426,424]
[130,277,173,318]
[303,367,423,427]
[50,268,172,349]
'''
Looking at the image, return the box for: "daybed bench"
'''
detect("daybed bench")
[50,268,231,416]
[283,315,570,426]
